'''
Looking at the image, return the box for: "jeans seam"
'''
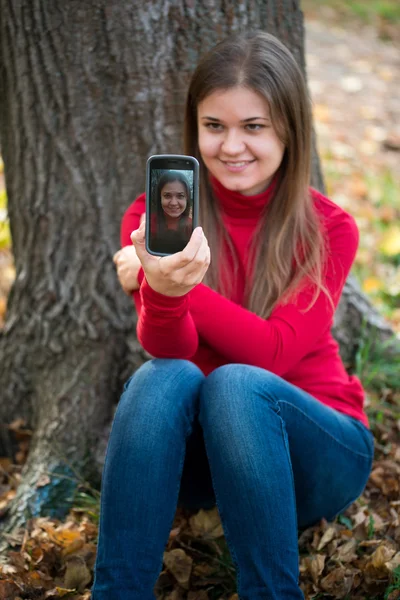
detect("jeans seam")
[279,400,374,460]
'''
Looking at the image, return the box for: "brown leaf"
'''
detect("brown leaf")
[0,580,22,600]
[331,539,358,563]
[63,556,92,593]
[386,552,400,574]
[303,554,326,584]
[163,549,193,589]
[365,543,397,582]
[189,507,224,540]
[320,566,355,598]
[61,538,84,558]
[317,526,337,551]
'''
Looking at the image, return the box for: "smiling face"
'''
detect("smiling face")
[197,86,286,195]
[160,180,188,218]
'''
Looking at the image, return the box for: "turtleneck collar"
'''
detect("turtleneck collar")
[209,173,278,222]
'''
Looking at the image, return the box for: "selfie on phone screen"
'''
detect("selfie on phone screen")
[149,169,194,254]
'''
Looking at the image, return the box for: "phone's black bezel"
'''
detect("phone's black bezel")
[145,154,200,257]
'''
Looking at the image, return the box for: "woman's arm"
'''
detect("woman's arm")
[120,195,199,359]
[188,215,359,376]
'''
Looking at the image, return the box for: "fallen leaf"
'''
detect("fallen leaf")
[303,553,326,584]
[365,543,397,582]
[386,552,400,574]
[331,538,358,563]
[0,579,21,600]
[317,526,337,551]
[189,507,224,540]
[163,549,193,589]
[63,556,91,593]
[320,565,355,598]
[44,588,76,598]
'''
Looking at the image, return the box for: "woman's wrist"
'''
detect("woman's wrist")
[140,277,189,305]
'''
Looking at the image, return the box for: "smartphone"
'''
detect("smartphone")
[145,154,199,256]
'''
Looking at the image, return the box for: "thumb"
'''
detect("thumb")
[130,221,148,263]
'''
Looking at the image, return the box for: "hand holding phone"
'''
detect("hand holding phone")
[131,217,210,297]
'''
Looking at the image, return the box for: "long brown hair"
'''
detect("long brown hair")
[184,31,332,318]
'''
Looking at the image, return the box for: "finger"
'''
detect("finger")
[130,223,145,248]
[176,238,210,279]
[140,213,146,226]
[159,227,204,273]
[113,250,122,264]
[130,221,153,266]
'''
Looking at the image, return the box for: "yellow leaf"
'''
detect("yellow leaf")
[380,227,400,256]
[363,277,385,293]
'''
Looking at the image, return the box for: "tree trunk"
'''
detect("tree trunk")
[0,0,393,540]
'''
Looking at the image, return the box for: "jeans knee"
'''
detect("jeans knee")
[117,358,204,427]
[200,364,279,424]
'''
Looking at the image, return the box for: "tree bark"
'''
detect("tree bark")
[0,0,393,540]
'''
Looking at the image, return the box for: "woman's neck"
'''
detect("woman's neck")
[164,215,179,229]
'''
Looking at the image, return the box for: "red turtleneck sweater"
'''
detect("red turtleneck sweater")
[120,178,368,428]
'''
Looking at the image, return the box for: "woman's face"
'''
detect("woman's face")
[160,180,188,218]
[197,86,285,195]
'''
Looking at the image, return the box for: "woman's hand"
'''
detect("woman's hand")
[130,217,210,297]
[113,245,142,294]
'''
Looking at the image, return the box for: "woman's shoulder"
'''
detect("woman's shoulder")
[310,187,358,238]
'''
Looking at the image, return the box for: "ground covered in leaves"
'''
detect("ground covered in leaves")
[1,6,400,600]
[0,401,399,600]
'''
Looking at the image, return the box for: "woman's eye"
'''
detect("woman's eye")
[245,124,265,131]
[205,122,223,131]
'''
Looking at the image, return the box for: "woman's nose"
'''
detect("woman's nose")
[221,129,246,154]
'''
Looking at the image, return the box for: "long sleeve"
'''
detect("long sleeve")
[120,194,199,358]
[188,214,359,377]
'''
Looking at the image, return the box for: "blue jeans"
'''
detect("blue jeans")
[92,359,374,600]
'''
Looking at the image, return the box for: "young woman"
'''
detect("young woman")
[150,171,193,254]
[94,30,374,600]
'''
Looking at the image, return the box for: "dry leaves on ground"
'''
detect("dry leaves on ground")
[1,403,400,599]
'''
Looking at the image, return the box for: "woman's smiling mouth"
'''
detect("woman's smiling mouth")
[221,159,256,172]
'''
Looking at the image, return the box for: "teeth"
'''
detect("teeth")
[225,162,249,167]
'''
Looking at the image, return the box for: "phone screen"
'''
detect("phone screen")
[146,156,199,256]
